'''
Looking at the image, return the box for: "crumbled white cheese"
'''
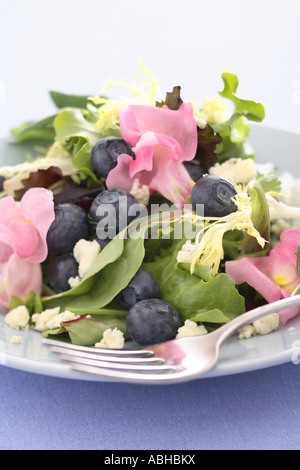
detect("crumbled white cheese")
[10,335,23,344]
[194,116,207,129]
[68,239,101,288]
[209,158,257,184]
[95,328,125,350]
[239,313,280,339]
[5,306,30,330]
[176,240,197,264]
[68,276,81,289]
[32,308,79,332]
[176,320,208,339]
[238,325,257,339]
[253,314,280,336]
[130,179,150,206]
[73,239,100,279]
[288,327,297,333]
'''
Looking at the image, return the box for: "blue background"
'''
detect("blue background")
[1,362,299,450]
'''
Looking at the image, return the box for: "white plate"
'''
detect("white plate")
[1,126,300,383]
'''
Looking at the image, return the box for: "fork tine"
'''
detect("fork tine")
[70,363,182,383]
[42,338,180,378]
[59,354,177,373]
[42,338,153,357]
[49,345,165,365]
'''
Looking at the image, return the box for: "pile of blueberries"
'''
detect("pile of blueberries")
[22,136,239,346]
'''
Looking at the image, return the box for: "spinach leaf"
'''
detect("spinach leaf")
[41,232,145,312]
[49,91,92,109]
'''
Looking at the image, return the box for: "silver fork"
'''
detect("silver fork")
[42,296,300,384]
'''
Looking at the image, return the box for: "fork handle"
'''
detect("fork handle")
[214,295,300,345]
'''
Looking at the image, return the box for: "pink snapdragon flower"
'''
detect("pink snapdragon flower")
[106,103,198,208]
[226,229,300,325]
[0,188,55,310]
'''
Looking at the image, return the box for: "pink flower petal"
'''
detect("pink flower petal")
[106,154,136,192]
[226,256,300,325]
[0,196,23,225]
[119,103,197,161]
[143,151,193,208]
[280,229,300,246]
[130,141,154,177]
[106,146,193,208]
[226,257,281,304]
[267,228,300,291]
[9,219,40,259]
[0,223,18,257]
[0,243,13,264]
[20,188,55,263]
[0,255,43,310]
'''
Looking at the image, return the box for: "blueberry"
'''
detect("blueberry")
[183,162,205,182]
[191,174,238,218]
[96,237,112,251]
[118,269,160,309]
[48,256,79,293]
[0,175,5,191]
[126,299,182,346]
[89,189,140,240]
[91,137,135,178]
[47,203,89,256]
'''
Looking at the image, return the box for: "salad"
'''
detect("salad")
[1,62,300,349]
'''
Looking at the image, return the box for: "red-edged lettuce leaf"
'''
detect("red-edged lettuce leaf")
[194,124,223,172]
[42,314,129,346]
[156,86,183,110]
[14,166,65,200]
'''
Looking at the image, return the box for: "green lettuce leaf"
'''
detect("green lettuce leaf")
[255,173,282,194]
[212,73,266,164]
[10,115,56,144]
[219,73,265,122]
[142,240,245,325]
[54,108,121,184]
[240,180,270,256]
[9,91,99,144]
[53,108,101,182]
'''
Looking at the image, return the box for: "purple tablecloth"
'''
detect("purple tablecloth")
[0,362,299,450]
